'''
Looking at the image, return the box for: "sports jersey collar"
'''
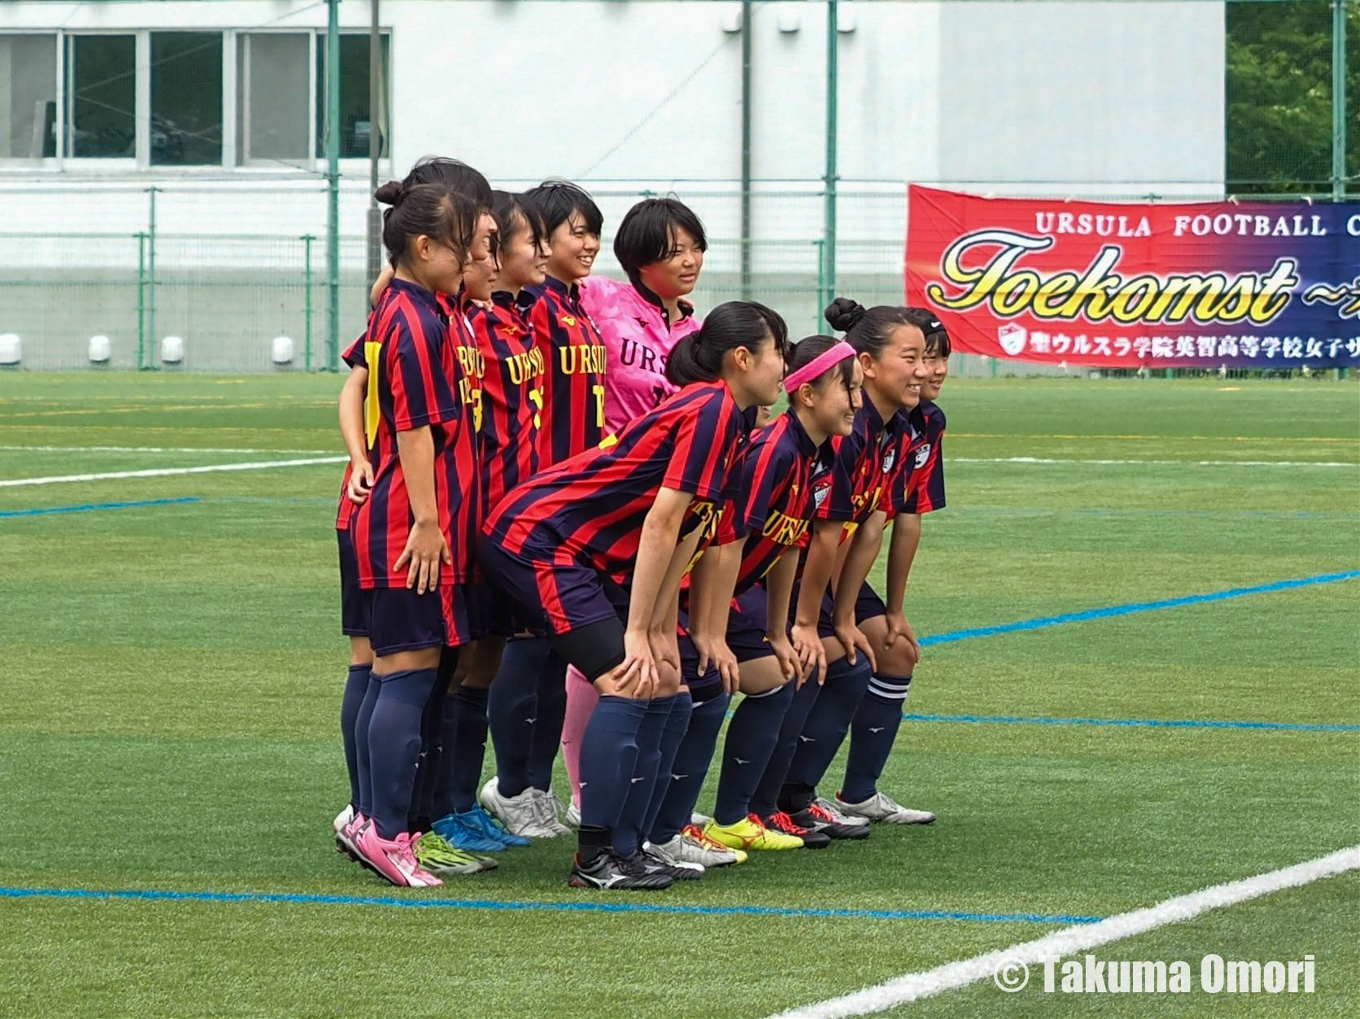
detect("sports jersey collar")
[387,276,447,319]
[542,273,582,304]
[632,278,696,326]
[782,408,820,458]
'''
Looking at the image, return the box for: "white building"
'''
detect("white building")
[0,0,1224,369]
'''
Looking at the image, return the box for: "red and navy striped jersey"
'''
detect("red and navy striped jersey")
[526,275,607,466]
[815,398,909,530]
[714,410,826,595]
[349,279,480,588]
[469,289,544,513]
[896,401,946,515]
[485,382,744,587]
[334,328,372,532]
[445,292,486,437]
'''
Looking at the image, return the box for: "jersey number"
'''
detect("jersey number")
[528,386,544,430]
[593,383,606,430]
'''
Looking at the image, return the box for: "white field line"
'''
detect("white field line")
[0,456,348,488]
[0,445,335,455]
[769,844,1360,1019]
[953,456,1358,468]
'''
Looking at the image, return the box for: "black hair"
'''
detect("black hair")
[489,190,547,269]
[904,307,952,357]
[666,300,787,387]
[787,334,856,394]
[612,197,708,286]
[403,156,493,212]
[527,179,604,237]
[824,297,922,358]
[373,180,477,268]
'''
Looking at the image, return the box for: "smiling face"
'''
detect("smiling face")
[497,210,549,292]
[922,344,949,401]
[861,323,928,413]
[724,331,787,410]
[795,357,863,443]
[460,212,498,302]
[637,226,704,301]
[545,211,600,283]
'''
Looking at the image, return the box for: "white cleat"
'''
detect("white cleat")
[531,788,573,837]
[643,840,705,878]
[564,800,581,829]
[479,776,557,838]
[834,790,936,825]
[813,796,869,827]
[655,828,743,868]
[690,810,712,827]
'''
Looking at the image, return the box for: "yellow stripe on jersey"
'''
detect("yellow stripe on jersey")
[364,342,382,449]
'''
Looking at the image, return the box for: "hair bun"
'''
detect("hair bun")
[824,297,866,333]
[374,180,406,205]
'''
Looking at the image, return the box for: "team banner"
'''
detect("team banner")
[905,185,1360,368]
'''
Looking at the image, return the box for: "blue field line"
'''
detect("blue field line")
[918,570,1360,648]
[901,712,1360,733]
[0,885,1099,925]
[0,497,202,519]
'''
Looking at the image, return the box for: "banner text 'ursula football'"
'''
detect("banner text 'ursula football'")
[905,186,1360,368]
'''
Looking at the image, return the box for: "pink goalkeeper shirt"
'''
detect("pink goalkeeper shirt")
[581,275,702,435]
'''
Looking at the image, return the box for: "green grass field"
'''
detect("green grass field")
[1,372,1357,1019]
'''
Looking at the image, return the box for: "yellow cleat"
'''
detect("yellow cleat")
[704,814,804,851]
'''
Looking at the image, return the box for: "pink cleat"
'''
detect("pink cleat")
[354,824,443,887]
[335,807,362,862]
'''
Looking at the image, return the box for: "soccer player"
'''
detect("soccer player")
[480,181,607,838]
[834,316,949,820]
[339,179,487,887]
[749,299,936,843]
[646,335,864,862]
[558,197,709,831]
[480,301,787,890]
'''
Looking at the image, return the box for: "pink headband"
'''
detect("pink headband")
[785,341,856,392]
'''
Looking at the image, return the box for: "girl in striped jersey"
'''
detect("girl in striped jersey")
[480,302,787,890]
[480,181,607,838]
[338,180,484,888]
[556,197,709,833]
[645,336,865,864]
[749,300,938,843]
[835,318,949,818]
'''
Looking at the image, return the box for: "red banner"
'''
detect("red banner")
[904,185,1360,368]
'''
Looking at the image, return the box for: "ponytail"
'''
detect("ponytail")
[824,297,917,358]
[666,301,787,387]
[375,180,477,269]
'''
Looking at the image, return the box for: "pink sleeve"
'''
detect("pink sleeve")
[584,277,692,434]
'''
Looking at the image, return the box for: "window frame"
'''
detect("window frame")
[0,26,391,176]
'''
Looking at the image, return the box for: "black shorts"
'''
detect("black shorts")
[472,578,522,639]
[363,584,480,657]
[678,587,781,690]
[816,581,887,638]
[479,538,629,637]
[338,526,367,637]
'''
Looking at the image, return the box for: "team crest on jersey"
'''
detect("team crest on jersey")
[882,449,897,474]
[561,314,577,327]
[812,475,832,510]
[914,443,932,469]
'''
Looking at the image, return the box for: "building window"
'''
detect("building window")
[316,34,390,159]
[0,34,57,160]
[237,33,311,164]
[150,32,223,166]
[66,34,136,158]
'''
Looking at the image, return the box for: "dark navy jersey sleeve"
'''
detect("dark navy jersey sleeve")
[903,428,946,513]
[813,430,862,523]
[386,309,460,432]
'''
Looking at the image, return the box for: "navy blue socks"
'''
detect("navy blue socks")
[781,655,873,810]
[353,673,381,819]
[526,652,568,791]
[713,682,795,825]
[434,685,489,817]
[841,673,912,803]
[486,638,550,798]
[650,688,729,843]
[341,664,371,810]
[640,691,697,845]
[578,695,648,838]
[749,675,821,818]
[613,695,680,858]
[367,668,440,838]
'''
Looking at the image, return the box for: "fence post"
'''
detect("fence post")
[813,238,826,333]
[303,234,315,373]
[136,232,147,369]
[147,187,158,368]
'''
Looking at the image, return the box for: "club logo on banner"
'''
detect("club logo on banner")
[904,186,1360,368]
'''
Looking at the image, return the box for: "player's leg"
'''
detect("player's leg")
[837,612,935,824]
[335,526,374,858]
[558,666,599,819]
